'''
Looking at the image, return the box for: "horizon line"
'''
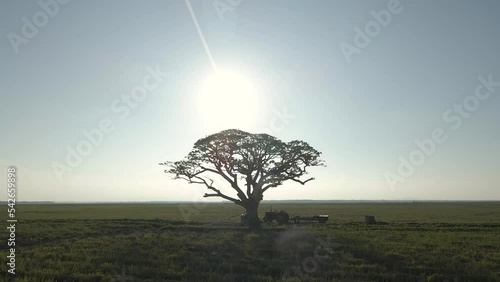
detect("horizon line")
[3,199,500,204]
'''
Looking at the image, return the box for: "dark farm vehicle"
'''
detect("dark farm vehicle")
[241,207,329,225]
[240,210,290,225]
[263,210,290,225]
[291,214,329,224]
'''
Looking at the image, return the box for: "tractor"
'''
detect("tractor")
[240,209,289,224]
[263,210,290,225]
[240,206,328,225]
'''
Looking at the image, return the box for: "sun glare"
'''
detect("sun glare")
[197,70,260,132]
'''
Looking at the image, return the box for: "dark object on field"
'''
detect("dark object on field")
[263,210,290,225]
[292,214,329,224]
[240,211,289,224]
[240,213,248,222]
[365,215,376,224]
[241,210,328,225]
[258,206,328,224]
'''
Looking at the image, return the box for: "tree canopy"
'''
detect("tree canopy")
[160,129,324,223]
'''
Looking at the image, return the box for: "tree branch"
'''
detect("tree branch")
[191,176,242,203]
[214,166,247,201]
[290,177,315,185]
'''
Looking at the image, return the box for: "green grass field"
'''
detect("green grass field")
[1,202,499,281]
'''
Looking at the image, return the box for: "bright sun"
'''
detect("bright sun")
[197,70,260,132]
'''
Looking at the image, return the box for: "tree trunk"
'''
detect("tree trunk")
[244,201,261,226]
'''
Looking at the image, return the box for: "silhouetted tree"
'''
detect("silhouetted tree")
[160,129,324,225]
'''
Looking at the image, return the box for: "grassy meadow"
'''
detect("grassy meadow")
[1,202,499,281]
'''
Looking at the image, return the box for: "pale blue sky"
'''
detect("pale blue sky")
[1,0,499,201]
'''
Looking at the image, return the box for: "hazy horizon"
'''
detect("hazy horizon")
[5,199,500,204]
